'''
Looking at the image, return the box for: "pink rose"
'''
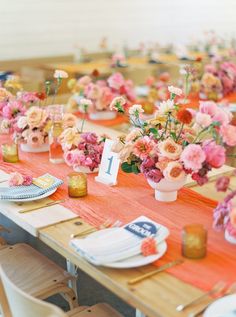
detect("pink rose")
[64,149,81,167]
[181,144,206,171]
[158,138,182,160]
[62,113,77,129]
[203,141,226,168]
[199,101,218,117]
[9,172,24,186]
[220,124,236,146]
[163,162,185,182]
[26,106,48,128]
[195,112,212,127]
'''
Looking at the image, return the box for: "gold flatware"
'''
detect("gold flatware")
[176,281,226,312]
[128,258,184,285]
[19,199,65,214]
[188,282,236,317]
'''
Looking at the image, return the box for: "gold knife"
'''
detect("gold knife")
[19,199,65,214]
[128,258,184,285]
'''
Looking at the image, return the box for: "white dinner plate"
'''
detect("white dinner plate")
[86,228,167,268]
[5,188,57,202]
[204,294,236,317]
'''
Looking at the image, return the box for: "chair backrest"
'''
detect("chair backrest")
[0,266,66,317]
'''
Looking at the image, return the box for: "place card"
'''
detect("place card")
[95,139,120,186]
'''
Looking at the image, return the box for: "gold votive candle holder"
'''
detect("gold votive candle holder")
[182,224,207,259]
[1,142,19,163]
[68,172,87,198]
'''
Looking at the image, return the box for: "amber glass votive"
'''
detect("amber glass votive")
[1,143,19,163]
[68,172,87,198]
[182,224,207,259]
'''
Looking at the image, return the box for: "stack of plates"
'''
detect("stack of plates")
[70,216,169,268]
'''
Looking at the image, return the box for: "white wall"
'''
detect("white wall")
[0,0,235,60]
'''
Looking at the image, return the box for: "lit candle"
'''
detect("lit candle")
[1,143,19,163]
[182,224,207,259]
[68,172,87,198]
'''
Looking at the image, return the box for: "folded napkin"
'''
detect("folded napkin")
[0,174,63,200]
[70,216,169,265]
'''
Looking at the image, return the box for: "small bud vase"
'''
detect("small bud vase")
[147,176,187,202]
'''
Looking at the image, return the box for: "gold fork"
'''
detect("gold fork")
[19,199,65,214]
[70,219,122,239]
[188,282,236,317]
[176,281,227,312]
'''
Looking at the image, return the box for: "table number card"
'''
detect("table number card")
[95,139,120,186]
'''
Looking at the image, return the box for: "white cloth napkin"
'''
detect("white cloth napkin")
[70,216,169,265]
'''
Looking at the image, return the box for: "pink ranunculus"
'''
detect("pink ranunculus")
[213,108,232,125]
[107,72,125,90]
[23,175,33,186]
[202,140,226,168]
[220,124,236,146]
[195,112,212,128]
[199,101,218,117]
[181,144,206,172]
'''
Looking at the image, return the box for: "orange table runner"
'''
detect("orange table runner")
[183,92,236,109]
[1,135,235,292]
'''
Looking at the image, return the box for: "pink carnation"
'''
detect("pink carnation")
[202,141,226,168]
[220,124,236,146]
[213,108,232,125]
[199,101,218,117]
[181,144,206,172]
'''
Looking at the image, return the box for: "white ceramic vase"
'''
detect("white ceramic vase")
[20,143,49,153]
[89,111,117,121]
[147,176,187,202]
[224,230,236,244]
[73,165,99,174]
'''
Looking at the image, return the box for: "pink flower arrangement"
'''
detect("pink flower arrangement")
[61,130,105,171]
[213,172,236,240]
[110,86,236,186]
[67,72,136,113]
[110,53,127,67]
[201,60,236,98]
[9,172,33,186]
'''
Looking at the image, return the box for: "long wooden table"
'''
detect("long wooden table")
[0,121,235,317]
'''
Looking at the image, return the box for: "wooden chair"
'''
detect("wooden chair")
[0,244,78,309]
[0,266,123,317]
